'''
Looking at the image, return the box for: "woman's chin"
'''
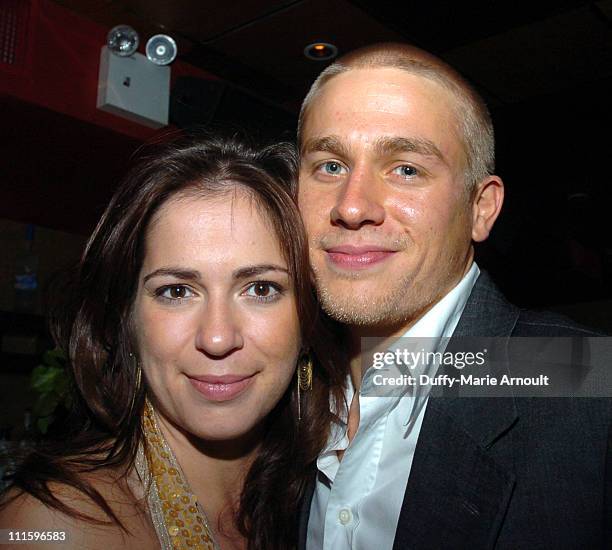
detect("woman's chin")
[185,418,265,458]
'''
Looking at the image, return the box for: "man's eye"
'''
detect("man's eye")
[318,161,347,176]
[392,165,418,178]
[156,285,195,302]
[243,282,282,302]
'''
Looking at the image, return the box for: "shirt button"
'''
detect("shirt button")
[338,508,352,525]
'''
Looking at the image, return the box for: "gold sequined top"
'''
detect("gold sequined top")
[135,401,220,550]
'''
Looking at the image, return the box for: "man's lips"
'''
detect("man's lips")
[187,373,256,402]
[325,244,397,269]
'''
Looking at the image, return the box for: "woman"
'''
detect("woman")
[0,134,345,549]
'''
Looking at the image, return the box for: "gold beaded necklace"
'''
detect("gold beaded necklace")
[136,400,220,550]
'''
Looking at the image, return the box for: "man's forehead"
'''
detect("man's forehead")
[300,67,463,165]
[304,68,457,132]
[323,70,416,109]
[316,67,449,104]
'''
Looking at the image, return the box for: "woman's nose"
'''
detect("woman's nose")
[195,299,244,357]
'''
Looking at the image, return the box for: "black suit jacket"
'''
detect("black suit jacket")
[298,271,612,549]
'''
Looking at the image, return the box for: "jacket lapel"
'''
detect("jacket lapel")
[393,271,520,549]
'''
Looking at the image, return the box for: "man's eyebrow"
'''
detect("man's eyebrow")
[301,135,446,164]
[233,264,288,280]
[373,136,445,163]
[301,135,351,159]
[143,267,201,283]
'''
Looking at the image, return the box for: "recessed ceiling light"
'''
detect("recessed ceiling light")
[304,42,338,61]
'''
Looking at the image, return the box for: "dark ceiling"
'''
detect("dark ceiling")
[53,0,612,111]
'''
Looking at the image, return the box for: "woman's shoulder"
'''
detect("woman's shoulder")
[1,487,95,548]
[0,473,157,549]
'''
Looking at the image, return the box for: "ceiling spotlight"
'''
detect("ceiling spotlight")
[304,42,338,61]
[106,25,139,57]
[146,34,178,66]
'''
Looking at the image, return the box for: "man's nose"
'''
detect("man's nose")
[330,167,385,229]
[195,298,244,357]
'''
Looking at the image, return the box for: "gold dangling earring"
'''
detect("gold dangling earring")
[297,351,313,421]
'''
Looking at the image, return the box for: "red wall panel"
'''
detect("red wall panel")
[0,0,219,140]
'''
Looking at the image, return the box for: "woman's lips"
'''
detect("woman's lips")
[188,373,256,402]
[325,245,396,269]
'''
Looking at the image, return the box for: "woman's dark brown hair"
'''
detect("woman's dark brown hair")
[2,132,345,550]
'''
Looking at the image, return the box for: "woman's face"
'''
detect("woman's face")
[133,191,301,442]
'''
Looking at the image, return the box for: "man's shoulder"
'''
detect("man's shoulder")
[465,269,608,337]
[513,308,607,337]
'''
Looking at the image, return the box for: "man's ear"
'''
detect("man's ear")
[471,175,504,242]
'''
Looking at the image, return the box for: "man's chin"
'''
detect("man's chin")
[316,285,404,327]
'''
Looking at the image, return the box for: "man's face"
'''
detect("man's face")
[298,67,476,332]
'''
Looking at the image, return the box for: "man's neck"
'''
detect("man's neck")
[346,260,476,391]
[346,309,426,391]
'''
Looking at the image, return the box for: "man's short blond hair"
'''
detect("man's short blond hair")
[298,43,495,191]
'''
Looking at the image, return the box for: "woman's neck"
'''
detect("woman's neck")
[154,411,262,548]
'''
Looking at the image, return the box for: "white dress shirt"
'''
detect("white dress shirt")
[307,263,480,550]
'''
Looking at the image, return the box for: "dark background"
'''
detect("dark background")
[0,0,612,458]
[1,1,611,437]
[3,0,612,311]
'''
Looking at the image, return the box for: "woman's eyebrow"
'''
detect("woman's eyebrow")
[143,264,289,283]
[233,264,289,280]
[143,267,201,283]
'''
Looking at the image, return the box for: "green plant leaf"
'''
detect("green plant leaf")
[30,347,70,435]
[42,348,66,368]
[31,366,55,392]
[36,416,52,434]
[31,366,66,393]
[33,391,61,417]
[55,374,70,397]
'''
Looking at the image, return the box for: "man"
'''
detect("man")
[296,43,610,549]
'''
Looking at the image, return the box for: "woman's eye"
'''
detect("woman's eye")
[156,285,195,302]
[243,282,282,302]
[317,161,347,176]
[392,165,418,178]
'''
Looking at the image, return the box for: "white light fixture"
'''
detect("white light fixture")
[106,25,139,57]
[97,45,170,128]
[146,34,178,66]
[97,25,178,127]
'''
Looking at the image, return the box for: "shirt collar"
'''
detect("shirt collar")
[360,262,481,426]
[403,262,480,340]
[319,263,481,453]
[399,262,480,425]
